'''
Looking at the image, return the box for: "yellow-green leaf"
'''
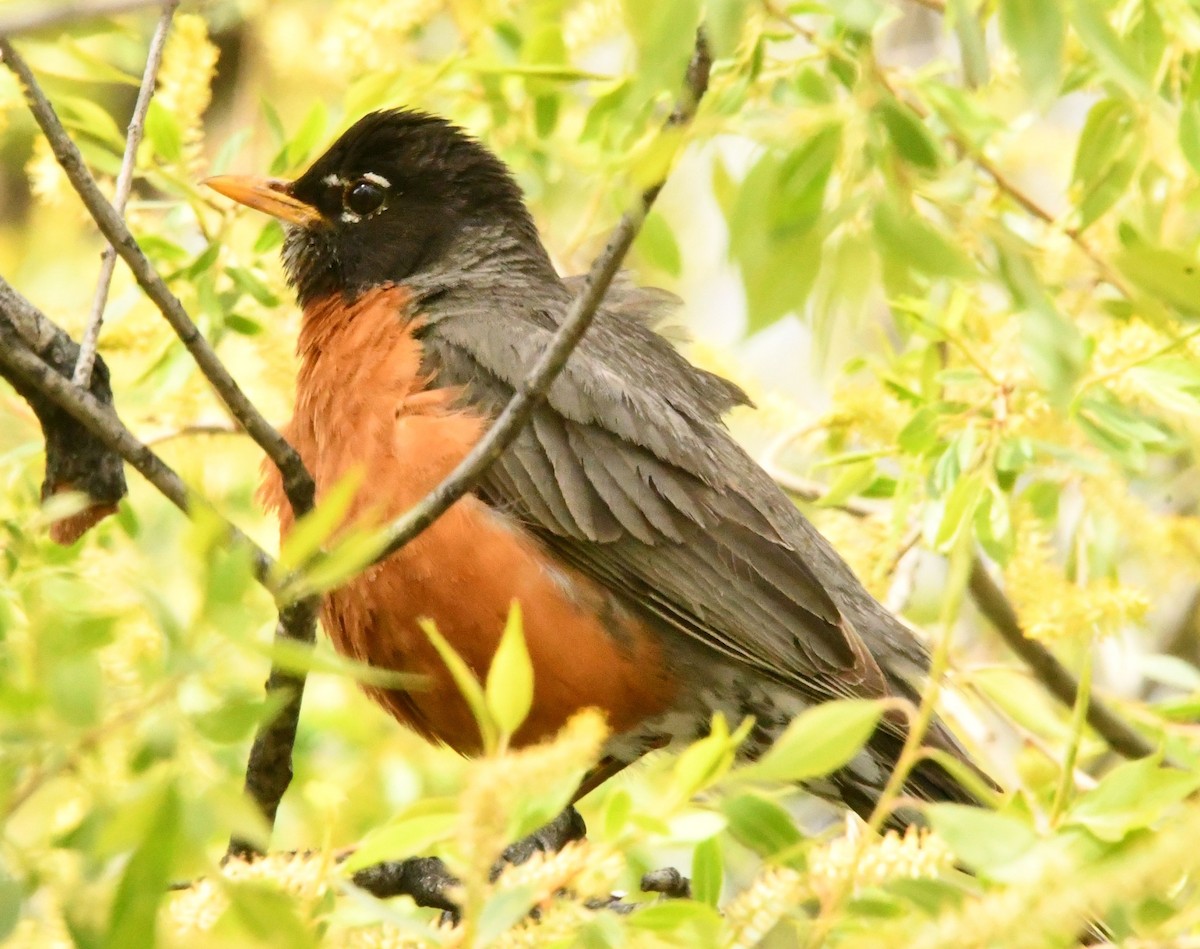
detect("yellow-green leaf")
[485,600,535,739]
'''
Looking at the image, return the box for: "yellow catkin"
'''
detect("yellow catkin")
[155,13,219,170]
[167,851,332,938]
[456,711,608,889]
[492,839,624,907]
[563,0,623,52]
[318,0,444,75]
[26,136,71,208]
[807,815,953,905]
[1003,516,1149,642]
[721,865,810,949]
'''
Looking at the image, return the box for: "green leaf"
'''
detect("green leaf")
[227,266,281,307]
[486,601,535,739]
[1077,392,1169,470]
[277,473,362,572]
[0,874,20,942]
[48,653,102,726]
[477,885,540,944]
[1070,99,1139,229]
[691,836,723,907]
[621,0,702,99]
[671,715,747,800]
[1070,0,1152,97]
[898,406,941,455]
[1180,99,1200,176]
[635,211,683,277]
[926,804,1037,878]
[873,200,974,280]
[625,900,724,937]
[253,637,427,692]
[999,0,1063,98]
[342,799,459,872]
[193,690,290,743]
[1019,303,1087,407]
[722,793,803,857]
[706,0,752,58]
[729,126,841,330]
[875,98,941,171]
[55,95,124,151]
[1128,357,1200,415]
[1070,758,1200,841]
[225,314,264,336]
[975,483,1015,564]
[421,619,497,752]
[144,100,184,164]
[219,879,319,949]
[1113,243,1200,319]
[815,459,877,508]
[105,782,181,948]
[935,470,985,550]
[734,699,884,783]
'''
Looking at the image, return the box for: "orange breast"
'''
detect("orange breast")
[259,286,677,754]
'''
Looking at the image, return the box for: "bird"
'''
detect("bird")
[205,107,990,833]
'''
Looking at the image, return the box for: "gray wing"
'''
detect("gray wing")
[414,286,911,704]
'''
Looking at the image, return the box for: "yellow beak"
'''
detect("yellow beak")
[203,174,324,227]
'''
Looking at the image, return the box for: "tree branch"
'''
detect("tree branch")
[0,282,272,580]
[74,0,179,388]
[372,34,713,566]
[0,0,169,36]
[1,279,127,542]
[762,465,1155,760]
[0,38,315,520]
[0,277,323,843]
[0,36,326,852]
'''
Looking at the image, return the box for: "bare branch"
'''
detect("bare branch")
[74,0,179,388]
[372,34,713,566]
[0,0,169,36]
[763,462,1155,760]
[0,38,316,520]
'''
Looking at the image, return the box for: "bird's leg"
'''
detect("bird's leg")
[493,803,588,874]
[350,804,588,915]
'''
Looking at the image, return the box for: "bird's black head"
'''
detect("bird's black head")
[206,109,548,306]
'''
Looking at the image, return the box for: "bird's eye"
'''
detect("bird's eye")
[345,179,386,216]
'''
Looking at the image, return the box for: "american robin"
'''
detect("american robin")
[205,108,988,826]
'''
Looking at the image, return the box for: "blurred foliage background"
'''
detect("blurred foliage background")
[5,0,1200,945]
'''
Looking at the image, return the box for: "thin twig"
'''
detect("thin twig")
[0,38,315,520]
[0,0,168,36]
[0,289,273,582]
[371,34,714,566]
[74,0,179,388]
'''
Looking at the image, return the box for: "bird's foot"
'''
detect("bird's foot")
[588,866,692,914]
[350,804,588,919]
[351,807,691,924]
